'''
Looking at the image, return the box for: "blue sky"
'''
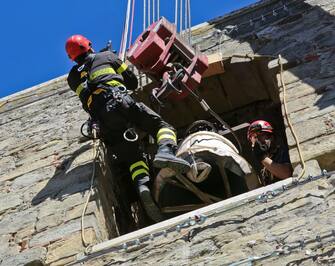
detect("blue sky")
[0,0,259,98]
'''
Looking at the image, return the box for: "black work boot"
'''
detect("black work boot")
[136,177,163,222]
[153,143,191,173]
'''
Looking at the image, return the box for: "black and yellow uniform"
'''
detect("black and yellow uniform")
[67,51,190,221]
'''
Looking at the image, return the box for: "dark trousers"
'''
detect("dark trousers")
[91,87,173,166]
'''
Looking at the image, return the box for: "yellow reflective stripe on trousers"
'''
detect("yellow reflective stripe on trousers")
[129,160,149,173]
[76,83,85,96]
[157,128,176,143]
[89,67,116,80]
[117,63,128,74]
[131,168,149,181]
[157,134,177,143]
[106,80,125,87]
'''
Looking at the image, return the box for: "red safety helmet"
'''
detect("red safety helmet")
[247,120,273,141]
[65,35,92,60]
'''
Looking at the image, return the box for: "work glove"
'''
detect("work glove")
[252,140,269,162]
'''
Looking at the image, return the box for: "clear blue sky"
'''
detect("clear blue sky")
[0,0,258,98]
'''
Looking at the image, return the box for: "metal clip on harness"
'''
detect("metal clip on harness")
[123,128,138,142]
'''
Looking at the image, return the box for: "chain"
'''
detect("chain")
[256,170,335,203]
[229,229,335,266]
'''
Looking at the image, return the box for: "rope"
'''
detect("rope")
[128,0,136,48]
[120,0,132,61]
[278,54,306,180]
[148,0,151,25]
[187,0,192,44]
[157,0,160,19]
[175,0,178,26]
[179,0,183,33]
[184,0,188,39]
[81,129,101,247]
[143,0,146,30]
[152,0,155,22]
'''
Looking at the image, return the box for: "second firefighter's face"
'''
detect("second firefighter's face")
[250,132,273,148]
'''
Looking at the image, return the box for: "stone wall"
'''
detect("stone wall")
[191,0,335,170]
[0,77,110,265]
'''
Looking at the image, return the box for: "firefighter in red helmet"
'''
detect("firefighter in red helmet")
[247,120,292,185]
[65,34,190,222]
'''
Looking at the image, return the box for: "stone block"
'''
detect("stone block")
[0,234,19,258]
[285,111,335,146]
[35,213,65,233]
[0,156,16,177]
[0,247,46,266]
[11,166,54,190]
[29,215,96,247]
[293,159,322,178]
[46,228,96,264]
[0,156,55,182]
[289,133,335,167]
[0,192,22,214]
[0,208,38,235]
[38,192,89,218]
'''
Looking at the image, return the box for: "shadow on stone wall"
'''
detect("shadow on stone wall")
[32,144,93,206]
[205,0,335,111]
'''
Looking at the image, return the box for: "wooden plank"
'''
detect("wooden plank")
[203,53,225,78]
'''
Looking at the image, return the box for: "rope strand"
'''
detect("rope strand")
[278,54,306,180]
[81,130,101,247]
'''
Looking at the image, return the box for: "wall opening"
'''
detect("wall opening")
[95,55,292,237]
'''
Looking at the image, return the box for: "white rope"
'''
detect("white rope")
[278,54,306,180]
[187,0,192,44]
[81,130,101,247]
[175,0,178,26]
[120,0,132,61]
[157,0,160,19]
[179,0,183,33]
[143,0,146,30]
[152,0,155,22]
[185,0,187,29]
[148,0,151,25]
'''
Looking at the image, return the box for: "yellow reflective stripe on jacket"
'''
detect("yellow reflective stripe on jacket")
[157,128,176,143]
[129,161,149,173]
[106,80,125,87]
[117,63,128,74]
[75,83,85,96]
[131,168,149,181]
[89,67,116,80]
